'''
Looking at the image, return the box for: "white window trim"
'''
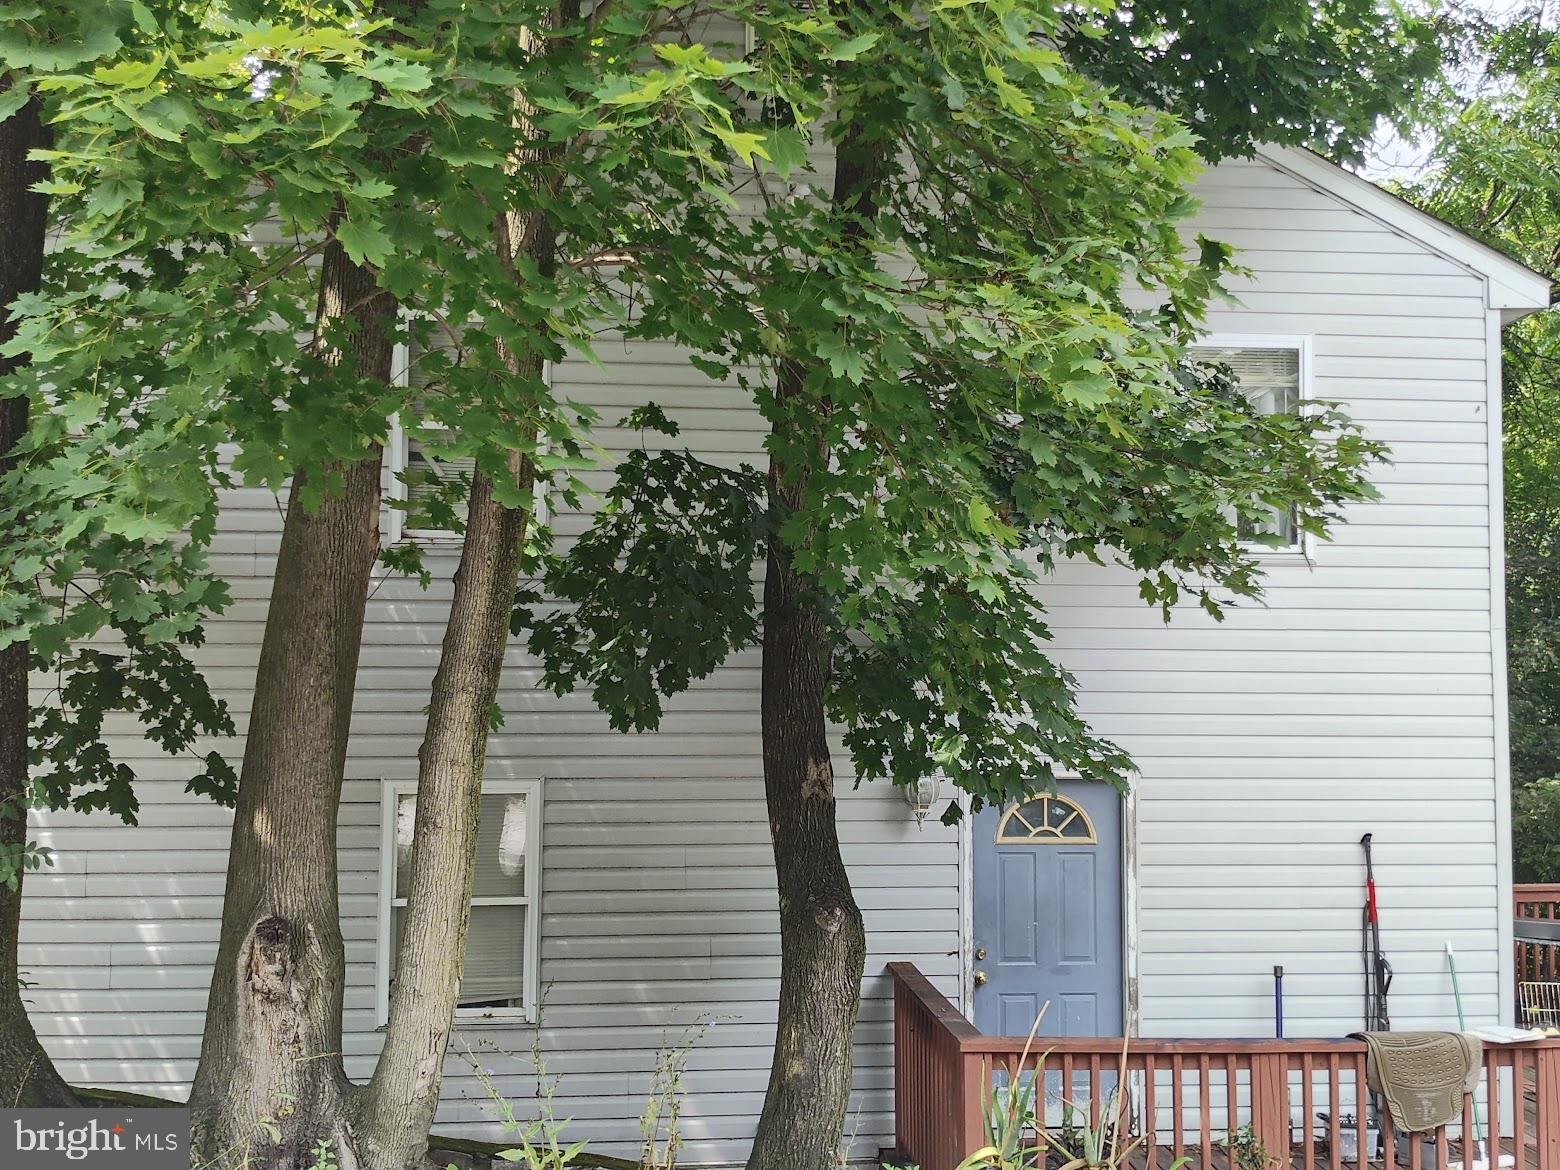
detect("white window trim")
[1192,332,1316,563]
[376,777,544,1027]
[384,340,553,546]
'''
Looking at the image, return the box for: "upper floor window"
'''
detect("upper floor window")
[1189,342,1306,548]
[406,404,472,519]
[387,333,550,542]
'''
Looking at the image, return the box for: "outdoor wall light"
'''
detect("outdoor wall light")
[904,774,942,828]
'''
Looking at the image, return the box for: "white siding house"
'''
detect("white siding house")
[21,146,1551,1166]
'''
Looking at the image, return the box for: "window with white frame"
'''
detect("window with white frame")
[1189,341,1306,548]
[378,779,543,1024]
[389,333,476,539]
[388,332,551,542]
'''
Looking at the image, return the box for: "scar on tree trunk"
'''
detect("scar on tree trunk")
[0,81,79,1110]
[187,222,394,1170]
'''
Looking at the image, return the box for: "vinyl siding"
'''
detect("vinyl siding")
[22,152,1508,1165]
[1118,156,1503,1038]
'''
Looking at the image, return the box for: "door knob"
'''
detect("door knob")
[973,970,988,986]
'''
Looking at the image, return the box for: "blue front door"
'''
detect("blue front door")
[972,782,1124,1037]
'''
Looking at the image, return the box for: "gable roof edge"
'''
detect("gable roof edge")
[1252,145,1552,320]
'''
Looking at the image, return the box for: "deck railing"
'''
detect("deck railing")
[1517,884,1560,986]
[890,962,1560,1170]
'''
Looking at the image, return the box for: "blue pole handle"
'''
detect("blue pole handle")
[1274,965,1285,1039]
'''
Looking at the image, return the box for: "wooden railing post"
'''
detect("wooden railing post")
[1250,1051,1290,1168]
[1538,1046,1560,1170]
[889,962,989,1170]
[892,974,911,1166]
[959,1050,985,1166]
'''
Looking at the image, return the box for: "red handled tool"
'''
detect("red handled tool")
[1361,832,1393,1033]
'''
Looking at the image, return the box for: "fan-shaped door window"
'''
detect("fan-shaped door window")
[995,794,1097,844]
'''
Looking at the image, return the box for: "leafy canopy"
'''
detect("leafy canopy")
[1062,0,1443,161]
[522,0,1388,818]
[1,0,835,861]
[1394,5,1559,871]
[1,1,244,882]
[7,0,1437,841]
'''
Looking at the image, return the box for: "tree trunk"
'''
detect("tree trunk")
[355,456,534,1170]
[0,81,78,1110]
[189,226,395,1170]
[356,68,561,1163]
[746,367,868,1170]
[744,115,884,1170]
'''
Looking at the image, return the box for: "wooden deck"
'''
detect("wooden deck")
[890,962,1560,1170]
[1517,886,1560,985]
[981,1079,1542,1170]
[1133,1068,1543,1168]
[1125,1086,1538,1168]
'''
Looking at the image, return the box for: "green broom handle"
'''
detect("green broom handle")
[1446,943,1487,1150]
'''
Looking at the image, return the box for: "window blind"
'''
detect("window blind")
[404,336,476,512]
[391,791,530,1010]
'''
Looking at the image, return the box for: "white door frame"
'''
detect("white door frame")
[958,778,1141,1035]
